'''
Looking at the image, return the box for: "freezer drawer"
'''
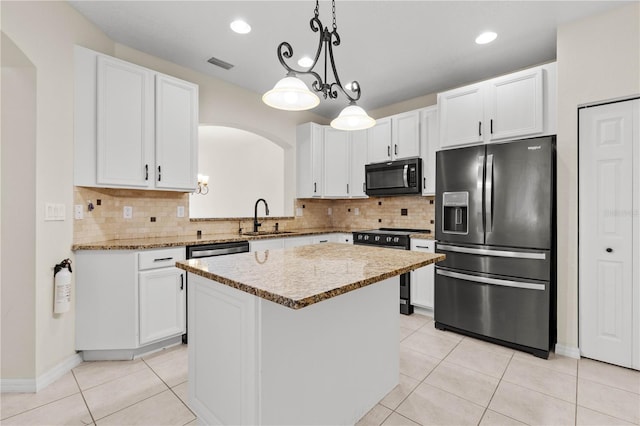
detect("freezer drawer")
[434,267,551,355]
[436,243,550,281]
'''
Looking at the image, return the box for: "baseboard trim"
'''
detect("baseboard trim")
[555,343,581,359]
[0,352,83,393]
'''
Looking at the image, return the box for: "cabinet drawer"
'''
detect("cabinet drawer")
[410,239,435,252]
[138,248,185,270]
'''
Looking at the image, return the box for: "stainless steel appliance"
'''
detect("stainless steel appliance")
[353,228,429,315]
[365,158,422,196]
[435,136,556,358]
[183,240,250,343]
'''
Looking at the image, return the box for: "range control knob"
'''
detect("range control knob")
[386,236,392,243]
[374,236,381,242]
[357,234,363,240]
[364,235,369,241]
[393,237,400,243]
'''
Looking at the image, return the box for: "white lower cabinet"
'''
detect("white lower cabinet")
[249,238,285,251]
[410,239,435,309]
[75,247,185,360]
[283,236,313,248]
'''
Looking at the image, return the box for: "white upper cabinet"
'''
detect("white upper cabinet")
[349,129,368,197]
[155,74,199,190]
[296,122,324,198]
[438,63,556,149]
[419,106,439,195]
[74,46,199,191]
[324,127,350,197]
[367,112,421,163]
[96,56,154,188]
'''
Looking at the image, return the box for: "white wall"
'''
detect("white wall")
[556,2,640,349]
[190,126,285,218]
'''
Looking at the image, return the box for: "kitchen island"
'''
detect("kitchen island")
[176,243,444,425]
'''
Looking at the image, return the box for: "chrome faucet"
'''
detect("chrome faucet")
[253,198,270,232]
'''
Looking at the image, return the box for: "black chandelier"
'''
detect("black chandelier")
[262,0,375,131]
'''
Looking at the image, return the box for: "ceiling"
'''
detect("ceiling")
[68,0,628,118]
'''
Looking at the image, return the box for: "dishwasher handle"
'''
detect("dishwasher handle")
[190,246,248,258]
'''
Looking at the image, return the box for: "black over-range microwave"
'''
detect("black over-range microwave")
[365,157,422,196]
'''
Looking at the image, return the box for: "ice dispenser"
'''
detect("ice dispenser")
[442,192,468,234]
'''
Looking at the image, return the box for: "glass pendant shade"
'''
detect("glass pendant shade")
[330,104,376,131]
[262,76,320,111]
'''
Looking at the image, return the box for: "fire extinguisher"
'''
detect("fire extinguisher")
[54,258,72,314]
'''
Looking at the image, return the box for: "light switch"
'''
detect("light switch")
[177,206,185,218]
[296,207,303,217]
[328,207,332,216]
[354,208,360,216]
[45,203,66,221]
[123,206,133,219]
[74,205,84,220]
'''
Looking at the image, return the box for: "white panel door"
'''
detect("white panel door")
[367,118,392,163]
[96,56,154,187]
[438,83,484,148]
[155,74,198,191]
[323,127,350,197]
[579,99,637,369]
[350,129,368,197]
[139,267,186,345]
[392,110,421,159]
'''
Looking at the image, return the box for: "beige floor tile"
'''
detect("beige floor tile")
[399,314,431,331]
[72,359,147,391]
[171,382,189,407]
[579,357,640,394]
[144,349,188,388]
[356,404,392,426]
[576,406,635,425]
[489,381,575,425]
[184,419,198,425]
[459,336,515,357]
[425,361,499,407]
[502,357,577,403]
[444,339,512,379]
[379,374,420,410]
[142,344,187,367]
[82,367,167,420]
[417,322,465,342]
[0,393,93,425]
[577,378,640,424]
[381,411,420,426]
[96,389,195,426]
[399,346,440,381]
[401,328,460,360]
[479,409,526,425]
[396,382,485,425]
[513,350,578,376]
[399,326,414,341]
[0,372,80,420]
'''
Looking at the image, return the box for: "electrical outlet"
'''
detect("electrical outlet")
[354,208,360,216]
[177,206,185,218]
[296,207,303,217]
[328,207,332,216]
[123,206,133,219]
[74,205,84,220]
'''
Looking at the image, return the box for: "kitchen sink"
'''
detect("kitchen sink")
[242,231,296,236]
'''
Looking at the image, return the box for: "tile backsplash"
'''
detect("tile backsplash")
[73,186,435,243]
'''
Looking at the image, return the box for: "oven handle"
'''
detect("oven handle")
[436,244,546,260]
[436,269,546,291]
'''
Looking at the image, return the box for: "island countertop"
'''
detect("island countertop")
[176,242,445,309]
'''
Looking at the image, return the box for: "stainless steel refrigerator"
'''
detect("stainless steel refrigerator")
[435,136,556,358]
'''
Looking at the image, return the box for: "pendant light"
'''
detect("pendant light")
[262,0,375,131]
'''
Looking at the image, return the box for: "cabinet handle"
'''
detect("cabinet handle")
[478,121,482,136]
[423,177,426,188]
[145,164,149,181]
[314,182,317,193]
[490,119,493,134]
[415,246,431,249]
[154,257,173,262]
[157,165,162,182]
[363,182,366,192]
[387,146,391,157]
[394,144,398,156]
[606,248,613,253]
[347,183,349,194]
[180,273,184,290]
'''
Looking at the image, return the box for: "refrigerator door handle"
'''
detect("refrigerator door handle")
[436,244,547,260]
[485,154,494,233]
[403,164,409,187]
[436,269,546,291]
[477,155,485,233]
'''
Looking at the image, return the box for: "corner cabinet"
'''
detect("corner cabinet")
[438,62,556,149]
[75,46,198,191]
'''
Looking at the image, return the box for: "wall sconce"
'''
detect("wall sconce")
[195,174,209,195]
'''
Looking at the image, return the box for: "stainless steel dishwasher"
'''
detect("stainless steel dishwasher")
[183,241,250,343]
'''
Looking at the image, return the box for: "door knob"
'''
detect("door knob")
[606,248,613,253]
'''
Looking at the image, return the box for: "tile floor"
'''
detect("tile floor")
[1,313,638,425]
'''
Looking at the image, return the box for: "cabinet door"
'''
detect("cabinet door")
[324,128,350,197]
[155,74,199,190]
[438,83,484,148]
[410,240,435,309]
[420,107,439,195]
[367,118,392,163]
[487,67,543,141]
[139,267,185,345]
[392,110,420,159]
[350,129,368,197]
[96,56,154,187]
[296,123,324,198]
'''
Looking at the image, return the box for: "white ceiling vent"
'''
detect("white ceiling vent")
[207,56,234,70]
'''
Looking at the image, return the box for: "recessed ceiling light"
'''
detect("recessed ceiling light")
[298,56,314,68]
[475,31,497,45]
[230,19,251,34]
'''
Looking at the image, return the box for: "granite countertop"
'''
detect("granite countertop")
[176,243,445,310]
[71,228,357,250]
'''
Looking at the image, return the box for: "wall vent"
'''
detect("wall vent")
[207,56,234,70]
